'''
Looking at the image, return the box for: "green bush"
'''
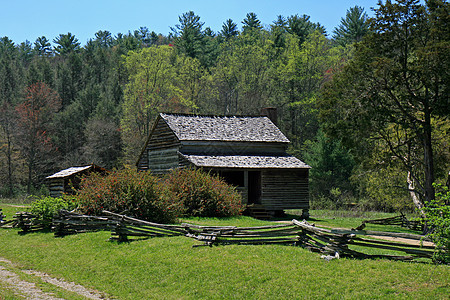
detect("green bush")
[74,170,181,224]
[423,184,450,264]
[30,196,76,226]
[162,168,244,217]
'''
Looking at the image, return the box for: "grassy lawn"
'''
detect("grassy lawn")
[1,204,449,299]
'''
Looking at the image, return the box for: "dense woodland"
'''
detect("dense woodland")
[0,0,448,213]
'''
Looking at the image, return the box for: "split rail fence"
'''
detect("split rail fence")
[360,213,422,231]
[1,210,435,261]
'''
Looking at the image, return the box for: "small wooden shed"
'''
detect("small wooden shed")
[137,113,310,215]
[46,164,108,197]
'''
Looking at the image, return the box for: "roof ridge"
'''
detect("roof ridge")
[160,112,269,119]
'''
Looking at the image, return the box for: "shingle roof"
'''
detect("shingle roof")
[160,113,290,143]
[46,166,93,179]
[180,153,310,169]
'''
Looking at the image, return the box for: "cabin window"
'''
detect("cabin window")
[217,170,245,187]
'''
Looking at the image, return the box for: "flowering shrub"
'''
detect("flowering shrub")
[74,170,180,223]
[162,168,244,217]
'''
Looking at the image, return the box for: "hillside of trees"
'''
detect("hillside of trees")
[0,0,448,213]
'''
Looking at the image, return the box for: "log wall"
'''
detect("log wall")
[180,141,287,155]
[48,178,65,198]
[261,169,309,210]
[137,118,180,173]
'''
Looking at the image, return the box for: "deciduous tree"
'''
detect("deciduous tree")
[121,46,190,164]
[319,0,449,213]
[15,82,61,193]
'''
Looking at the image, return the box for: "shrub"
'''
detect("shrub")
[162,168,244,217]
[423,184,450,264]
[30,196,76,226]
[74,170,180,224]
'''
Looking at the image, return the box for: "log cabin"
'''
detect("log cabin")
[46,164,108,197]
[136,111,310,217]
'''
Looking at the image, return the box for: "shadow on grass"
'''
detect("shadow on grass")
[18,227,53,235]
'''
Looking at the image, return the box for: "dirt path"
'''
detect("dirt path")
[0,257,108,300]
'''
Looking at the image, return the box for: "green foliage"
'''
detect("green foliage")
[121,46,192,164]
[242,12,262,34]
[74,170,180,224]
[333,6,370,46]
[220,19,239,40]
[172,11,205,60]
[423,184,450,264]
[304,130,355,204]
[30,196,76,225]
[319,0,450,209]
[53,32,80,55]
[163,168,244,217]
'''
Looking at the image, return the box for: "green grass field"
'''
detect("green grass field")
[1,204,449,299]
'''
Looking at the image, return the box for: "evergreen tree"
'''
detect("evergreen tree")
[220,19,239,39]
[53,32,81,55]
[333,6,370,46]
[287,14,326,45]
[0,37,23,196]
[94,30,113,48]
[304,130,355,203]
[242,12,262,33]
[33,36,52,56]
[172,11,205,60]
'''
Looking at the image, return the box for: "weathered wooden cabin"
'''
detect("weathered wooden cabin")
[46,164,108,197]
[137,112,310,215]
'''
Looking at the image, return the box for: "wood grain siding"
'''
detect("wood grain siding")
[261,169,309,210]
[148,147,179,174]
[48,178,65,198]
[236,187,248,204]
[137,118,180,172]
[180,141,287,156]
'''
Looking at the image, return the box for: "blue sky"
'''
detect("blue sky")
[2,0,382,46]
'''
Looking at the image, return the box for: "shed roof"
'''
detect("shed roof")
[160,113,290,143]
[180,153,310,169]
[46,164,106,179]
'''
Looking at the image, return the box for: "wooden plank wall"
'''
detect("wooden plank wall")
[236,186,248,204]
[180,141,287,155]
[48,178,65,198]
[137,119,180,172]
[261,169,309,210]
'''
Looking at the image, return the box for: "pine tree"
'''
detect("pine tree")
[242,12,262,33]
[220,19,239,39]
[333,6,370,46]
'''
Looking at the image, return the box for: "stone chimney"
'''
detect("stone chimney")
[260,107,278,126]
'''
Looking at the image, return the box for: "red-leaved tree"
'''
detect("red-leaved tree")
[15,82,61,193]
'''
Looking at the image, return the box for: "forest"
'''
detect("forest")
[0,0,448,214]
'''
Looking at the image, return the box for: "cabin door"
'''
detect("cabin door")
[248,171,261,204]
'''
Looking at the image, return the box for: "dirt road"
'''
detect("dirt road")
[0,257,107,299]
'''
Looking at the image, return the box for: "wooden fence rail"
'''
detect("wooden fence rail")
[13,212,45,234]
[1,209,435,261]
[53,210,115,237]
[0,209,14,227]
[359,214,422,231]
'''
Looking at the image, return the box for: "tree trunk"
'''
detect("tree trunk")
[407,170,425,218]
[5,124,14,196]
[423,103,435,204]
